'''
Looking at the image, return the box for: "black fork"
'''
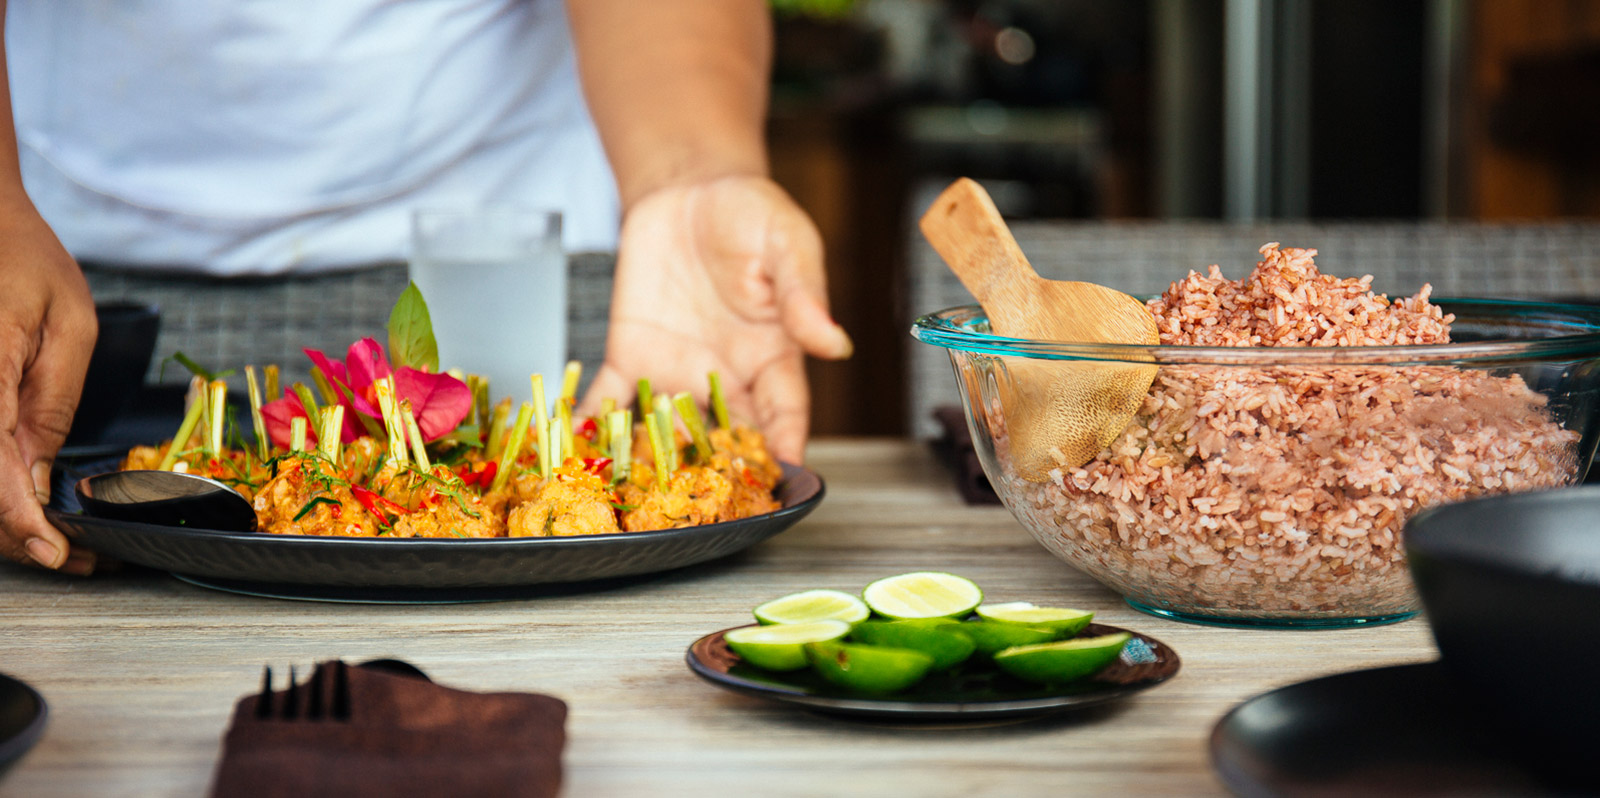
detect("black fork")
[255,661,351,721]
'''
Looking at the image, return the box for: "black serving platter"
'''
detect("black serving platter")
[1210,661,1584,796]
[688,622,1179,722]
[0,673,46,778]
[47,463,822,602]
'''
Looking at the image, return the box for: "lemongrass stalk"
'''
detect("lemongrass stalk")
[652,394,678,472]
[608,409,632,484]
[636,378,653,417]
[547,417,564,469]
[290,417,308,453]
[311,366,381,438]
[264,365,281,401]
[372,378,395,457]
[206,380,227,457]
[485,398,511,461]
[192,377,212,454]
[561,360,582,406]
[318,405,345,463]
[373,377,408,467]
[536,408,550,477]
[352,410,386,440]
[157,386,207,471]
[245,366,269,460]
[291,383,321,429]
[557,399,575,464]
[594,397,617,451]
[472,376,491,433]
[643,413,669,491]
[400,401,431,471]
[708,372,731,429]
[309,367,339,408]
[465,375,481,430]
[531,374,549,477]
[490,402,534,494]
[673,392,713,463]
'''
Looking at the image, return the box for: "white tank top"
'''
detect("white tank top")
[5,0,619,275]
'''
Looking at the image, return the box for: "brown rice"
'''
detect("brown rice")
[1003,244,1579,619]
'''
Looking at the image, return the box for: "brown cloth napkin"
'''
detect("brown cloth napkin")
[930,405,1002,505]
[211,661,566,798]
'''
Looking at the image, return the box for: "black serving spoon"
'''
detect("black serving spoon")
[75,470,257,532]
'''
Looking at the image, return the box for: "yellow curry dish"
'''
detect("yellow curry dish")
[119,286,785,539]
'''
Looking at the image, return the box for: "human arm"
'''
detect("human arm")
[567,0,853,463]
[0,0,100,573]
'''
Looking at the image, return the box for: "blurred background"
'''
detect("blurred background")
[769,0,1600,437]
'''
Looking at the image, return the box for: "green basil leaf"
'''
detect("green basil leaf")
[387,282,439,373]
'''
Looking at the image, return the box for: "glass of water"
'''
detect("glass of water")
[409,207,565,404]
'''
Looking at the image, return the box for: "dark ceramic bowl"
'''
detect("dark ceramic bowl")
[65,302,161,446]
[1405,486,1600,777]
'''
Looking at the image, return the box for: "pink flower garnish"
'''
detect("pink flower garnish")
[263,337,471,450]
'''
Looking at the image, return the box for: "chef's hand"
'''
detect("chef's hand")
[0,197,98,574]
[581,175,852,463]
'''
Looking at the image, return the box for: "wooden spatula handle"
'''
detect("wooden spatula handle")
[918,178,1039,306]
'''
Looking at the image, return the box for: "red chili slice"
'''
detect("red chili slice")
[577,418,599,441]
[582,457,612,475]
[351,486,409,523]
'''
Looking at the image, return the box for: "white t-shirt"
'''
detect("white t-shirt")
[5,0,620,275]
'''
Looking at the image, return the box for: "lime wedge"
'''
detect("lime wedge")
[993,632,1133,684]
[724,620,852,671]
[804,640,935,694]
[942,620,1058,656]
[975,602,1095,636]
[861,572,983,620]
[849,620,976,670]
[753,589,870,626]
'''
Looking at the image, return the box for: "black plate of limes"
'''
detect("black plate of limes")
[686,572,1181,722]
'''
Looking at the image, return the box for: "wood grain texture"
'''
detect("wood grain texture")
[0,439,1436,798]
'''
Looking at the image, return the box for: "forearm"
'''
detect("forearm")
[0,0,28,208]
[566,0,772,211]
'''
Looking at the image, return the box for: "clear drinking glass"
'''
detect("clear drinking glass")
[409,207,566,404]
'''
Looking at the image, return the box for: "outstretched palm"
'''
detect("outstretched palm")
[581,176,850,463]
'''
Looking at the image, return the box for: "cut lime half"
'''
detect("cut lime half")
[849,620,976,670]
[724,620,852,671]
[804,640,935,694]
[861,572,983,620]
[753,589,870,626]
[943,620,1058,656]
[975,602,1095,636]
[993,632,1132,684]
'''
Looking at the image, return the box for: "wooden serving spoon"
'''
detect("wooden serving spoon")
[919,178,1159,480]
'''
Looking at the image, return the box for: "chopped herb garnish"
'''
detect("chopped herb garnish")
[292,496,342,522]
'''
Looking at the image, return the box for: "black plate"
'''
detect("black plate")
[1210,661,1580,796]
[0,673,47,777]
[687,622,1179,722]
[46,464,822,602]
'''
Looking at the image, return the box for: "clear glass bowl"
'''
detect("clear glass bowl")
[912,299,1600,628]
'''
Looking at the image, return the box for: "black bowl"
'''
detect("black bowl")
[1405,487,1600,780]
[65,302,161,446]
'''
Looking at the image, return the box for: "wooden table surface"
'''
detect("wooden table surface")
[0,439,1437,797]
